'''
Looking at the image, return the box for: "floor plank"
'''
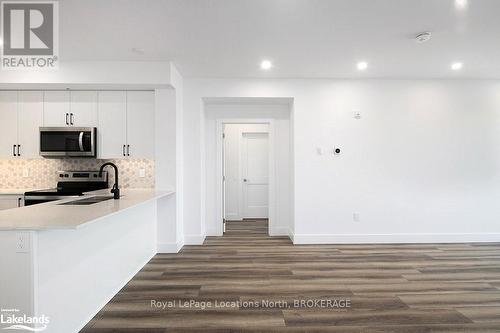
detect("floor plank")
[81,220,500,332]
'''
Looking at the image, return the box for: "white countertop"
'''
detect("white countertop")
[0,189,174,231]
[0,189,34,195]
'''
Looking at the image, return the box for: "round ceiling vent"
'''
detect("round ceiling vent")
[415,32,432,43]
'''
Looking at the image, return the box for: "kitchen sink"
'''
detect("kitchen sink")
[58,196,115,205]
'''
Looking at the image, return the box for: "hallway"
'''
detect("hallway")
[83,220,500,332]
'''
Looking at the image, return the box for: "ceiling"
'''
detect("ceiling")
[59,0,500,78]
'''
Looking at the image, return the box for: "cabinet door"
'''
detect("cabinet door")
[126,91,155,159]
[0,91,19,158]
[43,91,70,126]
[98,91,127,159]
[0,195,22,211]
[70,91,97,127]
[18,91,43,159]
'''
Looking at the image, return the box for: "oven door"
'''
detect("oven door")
[40,127,96,157]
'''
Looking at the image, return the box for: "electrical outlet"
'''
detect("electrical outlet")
[353,212,361,222]
[16,232,30,253]
[139,169,146,178]
[353,111,362,119]
[22,168,29,178]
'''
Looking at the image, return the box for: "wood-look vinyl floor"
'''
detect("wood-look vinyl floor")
[82,220,500,332]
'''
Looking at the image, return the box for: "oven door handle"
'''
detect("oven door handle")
[79,132,84,151]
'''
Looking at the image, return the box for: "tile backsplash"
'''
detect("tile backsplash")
[0,159,155,189]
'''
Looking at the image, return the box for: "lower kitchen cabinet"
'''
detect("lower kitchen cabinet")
[0,195,24,211]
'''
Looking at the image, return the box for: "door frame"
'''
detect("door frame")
[216,118,275,236]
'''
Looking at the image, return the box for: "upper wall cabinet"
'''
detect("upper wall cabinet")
[18,91,44,159]
[0,91,19,158]
[43,91,98,127]
[98,91,155,159]
[126,91,155,159]
[98,91,128,159]
[0,91,43,159]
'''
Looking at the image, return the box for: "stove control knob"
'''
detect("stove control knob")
[64,174,69,178]
[59,174,64,178]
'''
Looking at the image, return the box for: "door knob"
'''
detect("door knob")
[243,179,248,182]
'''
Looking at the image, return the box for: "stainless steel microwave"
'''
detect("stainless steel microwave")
[39,127,97,157]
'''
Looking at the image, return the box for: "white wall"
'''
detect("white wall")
[155,63,185,251]
[184,79,500,244]
[224,123,270,221]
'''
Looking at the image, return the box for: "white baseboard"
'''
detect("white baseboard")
[293,233,500,244]
[157,240,184,253]
[184,234,206,245]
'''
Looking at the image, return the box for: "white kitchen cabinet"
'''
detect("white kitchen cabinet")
[126,91,155,159]
[44,91,97,127]
[0,195,24,210]
[18,91,43,159]
[98,91,127,158]
[43,91,70,126]
[70,91,98,127]
[97,91,155,159]
[0,91,19,158]
[0,91,42,159]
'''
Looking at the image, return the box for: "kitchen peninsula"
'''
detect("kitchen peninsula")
[0,189,174,333]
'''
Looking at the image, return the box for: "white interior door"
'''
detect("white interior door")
[242,132,269,218]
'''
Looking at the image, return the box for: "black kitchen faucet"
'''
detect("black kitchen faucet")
[99,162,120,199]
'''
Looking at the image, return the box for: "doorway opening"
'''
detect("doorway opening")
[222,123,270,234]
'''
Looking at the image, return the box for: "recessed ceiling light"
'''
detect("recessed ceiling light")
[260,60,272,70]
[455,0,468,9]
[357,61,368,71]
[451,62,463,70]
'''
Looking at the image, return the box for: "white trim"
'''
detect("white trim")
[157,241,184,253]
[184,234,206,245]
[293,233,500,244]
[288,228,295,242]
[216,118,276,237]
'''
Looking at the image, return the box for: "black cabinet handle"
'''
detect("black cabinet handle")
[127,145,130,156]
[123,145,126,156]
[65,113,69,125]
[17,197,22,207]
[17,145,21,156]
[13,144,16,156]
[70,113,74,125]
